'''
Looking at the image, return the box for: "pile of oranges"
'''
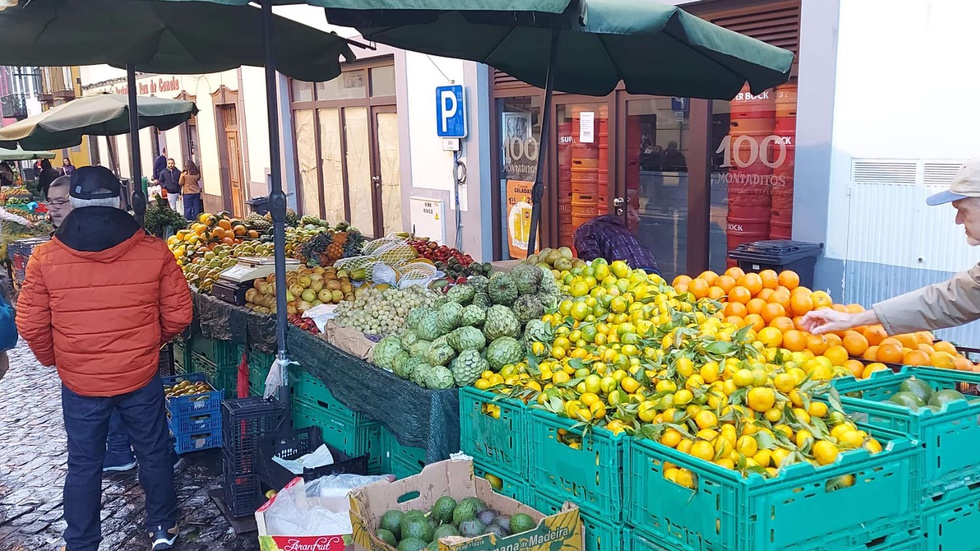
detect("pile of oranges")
[673,267,977,379]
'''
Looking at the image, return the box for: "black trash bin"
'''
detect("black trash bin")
[728,240,824,288]
[246,196,270,215]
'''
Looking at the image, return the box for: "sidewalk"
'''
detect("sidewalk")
[0,342,259,551]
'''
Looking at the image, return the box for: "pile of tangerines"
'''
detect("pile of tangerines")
[673,267,977,379]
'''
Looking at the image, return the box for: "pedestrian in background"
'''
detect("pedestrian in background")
[573,214,661,276]
[61,158,76,176]
[16,166,192,551]
[38,158,59,200]
[155,158,181,212]
[803,159,980,336]
[46,174,139,474]
[180,159,202,221]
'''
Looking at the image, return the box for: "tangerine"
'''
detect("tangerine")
[863,325,888,346]
[842,331,870,357]
[934,341,958,355]
[746,298,767,316]
[698,270,720,285]
[769,317,795,334]
[823,345,849,366]
[778,270,800,290]
[708,286,726,300]
[759,269,779,290]
[789,293,814,317]
[782,330,807,352]
[724,302,748,318]
[743,314,766,332]
[862,346,879,361]
[846,303,865,314]
[862,363,889,379]
[896,334,920,349]
[725,266,746,279]
[876,343,904,364]
[806,334,830,355]
[843,359,865,378]
[716,275,737,293]
[672,275,692,289]
[757,288,776,301]
[903,350,930,366]
[738,273,764,296]
[930,351,957,369]
[761,303,787,323]
[728,286,753,304]
[688,279,710,299]
[916,331,935,344]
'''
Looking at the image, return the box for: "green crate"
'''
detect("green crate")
[628,527,924,551]
[627,435,921,551]
[828,366,980,507]
[290,366,372,427]
[189,351,217,379]
[460,387,527,476]
[292,397,384,474]
[211,367,239,396]
[533,490,623,551]
[188,334,239,369]
[529,410,625,521]
[248,357,272,397]
[389,453,425,480]
[923,484,980,551]
[380,427,426,476]
[628,529,684,551]
[473,461,530,505]
[248,348,276,371]
[173,340,189,372]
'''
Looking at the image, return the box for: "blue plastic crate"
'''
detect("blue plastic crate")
[529,409,625,521]
[162,373,223,416]
[174,428,221,454]
[460,387,527,476]
[533,490,623,551]
[827,366,980,508]
[473,461,530,505]
[627,435,921,551]
[168,410,221,435]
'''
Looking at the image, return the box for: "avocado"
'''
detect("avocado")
[509,513,536,535]
[452,501,478,526]
[401,516,434,543]
[379,510,404,539]
[433,523,460,540]
[888,391,925,410]
[898,378,934,404]
[397,537,428,551]
[458,519,487,538]
[431,496,457,524]
[929,389,966,409]
[376,528,397,546]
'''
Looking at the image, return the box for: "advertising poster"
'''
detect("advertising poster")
[506,180,539,258]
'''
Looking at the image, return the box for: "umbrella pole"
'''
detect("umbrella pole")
[127,65,146,226]
[261,0,291,409]
[526,31,560,258]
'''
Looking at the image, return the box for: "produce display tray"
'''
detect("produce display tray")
[529,409,625,521]
[473,460,530,505]
[534,489,626,551]
[923,484,980,551]
[163,372,224,417]
[627,435,921,551]
[459,387,528,476]
[290,366,375,428]
[829,366,980,507]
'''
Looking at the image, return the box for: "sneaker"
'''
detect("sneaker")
[149,525,178,550]
[103,459,138,472]
[103,452,138,472]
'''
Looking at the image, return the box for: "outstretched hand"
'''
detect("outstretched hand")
[800,309,860,335]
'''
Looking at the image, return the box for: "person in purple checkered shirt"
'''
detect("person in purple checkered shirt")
[573,214,660,275]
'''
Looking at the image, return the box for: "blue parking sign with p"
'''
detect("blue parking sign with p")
[436,85,467,138]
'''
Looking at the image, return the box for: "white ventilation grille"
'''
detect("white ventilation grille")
[852,160,917,185]
[923,162,964,186]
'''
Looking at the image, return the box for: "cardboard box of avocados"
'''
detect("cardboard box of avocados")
[349,458,584,551]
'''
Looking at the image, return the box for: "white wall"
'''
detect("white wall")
[826,0,980,261]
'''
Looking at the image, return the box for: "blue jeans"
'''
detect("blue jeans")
[183,193,201,221]
[61,376,178,551]
[106,409,135,467]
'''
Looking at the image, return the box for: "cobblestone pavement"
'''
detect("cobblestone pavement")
[0,343,260,551]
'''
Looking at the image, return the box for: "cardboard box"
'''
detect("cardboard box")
[255,476,352,551]
[349,458,584,551]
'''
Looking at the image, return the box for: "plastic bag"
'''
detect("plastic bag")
[302,303,338,333]
[263,473,395,537]
[263,356,297,400]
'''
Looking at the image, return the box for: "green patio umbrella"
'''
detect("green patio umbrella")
[0,146,55,161]
[322,0,794,254]
[0,94,198,151]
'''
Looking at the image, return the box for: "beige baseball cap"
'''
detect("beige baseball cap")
[927,159,980,205]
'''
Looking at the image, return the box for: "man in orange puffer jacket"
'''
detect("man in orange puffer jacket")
[16,166,193,551]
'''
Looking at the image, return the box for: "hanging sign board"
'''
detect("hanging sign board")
[409,197,446,243]
[505,180,540,258]
[579,112,595,143]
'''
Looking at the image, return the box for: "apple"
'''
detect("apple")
[310,299,323,307]
[309,279,325,293]
[317,289,333,303]
[298,275,312,288]
[301,289,317,302]
[288,283,304,297]
[286,301,298,315]
[296,300,312,313]
[331,290,344,303]
[285,291,295,302]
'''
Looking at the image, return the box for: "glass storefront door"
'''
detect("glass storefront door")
[623,98,690,280]
[555,102,611,251]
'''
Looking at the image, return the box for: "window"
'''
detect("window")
[497,96,541,259]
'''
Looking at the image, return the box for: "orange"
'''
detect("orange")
[831,304,849,313]
[782,330,807,352]
[672,275,692,289]
[757,288,775,301]
[728,286,752,304]
[903,350,930,366]
[708,286,726,300]
[862,346,879,361]
[761,303,787,324]
[824,334,843,347]
[716,275,737,294]
[896,334,920,349]
[811,291,833,309]
[823,345,849,366]
[876,343,904,364]
[846,304,865,314]
[862,363,889,379]
[934,341,958,355]
[757,327,783,348]
[233,225,247,236]
[768,290,792,311]
[778,270,800,290]
[724,302,748,318]
[222,237,236,246]
[743,314,766,332]
[863,325,888,346]
[737,273,764,296]
[746,298,767,316]
[210,227,224,239]
[769,317,795,334]
[725,266,746,279]
[930,351,957,369]
[792,316,806,330]
[916,331,935,344]
[217,219,232,230]
[759,269,779,290]
[789,293,814,317]
[878,337,902,349]
[699,271,720,286]
[725,315,745,327]
[843,359,865,378]
[689,279,710,299]
[954,357,974,371]
[916,344,936,356]
[807,334,830,355]
[842,331,870,357]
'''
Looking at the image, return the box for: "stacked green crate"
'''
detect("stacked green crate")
[185,333,240,394]
[378,426,427,479]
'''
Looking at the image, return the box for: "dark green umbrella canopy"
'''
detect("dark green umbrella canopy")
[0,94,198,151]
[0,0,355,82]
[0,146,55,161]
[325,0,793,98]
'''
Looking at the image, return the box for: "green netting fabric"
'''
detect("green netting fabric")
[191,293,277,353]
[287,326,460,464]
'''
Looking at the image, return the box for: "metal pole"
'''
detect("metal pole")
[126,65,145,225]
[526,31,560,257]
[261,0,291,420]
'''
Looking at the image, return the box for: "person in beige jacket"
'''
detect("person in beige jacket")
[179,159,202,221]
[803,159,980,336]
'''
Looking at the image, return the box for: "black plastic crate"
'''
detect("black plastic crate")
[221,397,284,473]
[223,469,263,518]
[158,343,175,378]
[729,240,824,288]
[258,426,370,491]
